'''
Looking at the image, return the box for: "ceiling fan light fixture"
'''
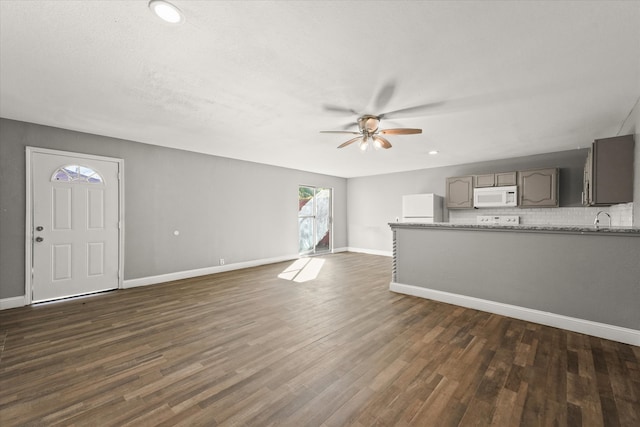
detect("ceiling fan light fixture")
[149,0,184,24]
[322,115,421,151]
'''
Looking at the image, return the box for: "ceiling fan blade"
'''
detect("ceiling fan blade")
[339,121,359,130]
[320,130,361,135]
[380,128,422,135]
[372,81,396,111]
[373,135,392,149]
[337,136,363,149]
[322,104,360,115]
[379,102,446,119]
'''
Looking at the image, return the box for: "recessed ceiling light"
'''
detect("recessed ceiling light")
[149,0,184,24]
[428,150,439,155]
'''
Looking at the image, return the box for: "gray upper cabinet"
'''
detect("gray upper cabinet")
[518,168,558,207]
[474,174,494,187]
[495,172,517,186]
[446,176,474,209]
[474,172,517,187]
[584,134,635,206]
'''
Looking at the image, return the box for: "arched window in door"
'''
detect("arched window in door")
[51,165,104,184]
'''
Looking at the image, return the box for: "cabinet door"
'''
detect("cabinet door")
[446,176,474,209]
[495,172,517,186]
[518,168,558,207]
[583,148,593,206]
[474,174,495,187]
[592,135,634,205]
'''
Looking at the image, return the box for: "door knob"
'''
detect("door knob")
[36,226,44,231]
[35,237,44,242]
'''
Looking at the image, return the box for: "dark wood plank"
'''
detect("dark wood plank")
[0,252,638,426]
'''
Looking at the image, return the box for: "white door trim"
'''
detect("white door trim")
[298,185,333,256]
[25,147,124,304]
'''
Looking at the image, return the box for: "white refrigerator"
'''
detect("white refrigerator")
[402,194,443,223]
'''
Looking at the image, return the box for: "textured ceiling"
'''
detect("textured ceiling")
[1,1,639,178]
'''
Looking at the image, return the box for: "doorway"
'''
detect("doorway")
[26,147,123,303]
[298,185,332,256]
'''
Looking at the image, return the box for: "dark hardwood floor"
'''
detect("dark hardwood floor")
[1,252,638,426]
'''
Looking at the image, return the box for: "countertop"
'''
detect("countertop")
[388,222,640,236]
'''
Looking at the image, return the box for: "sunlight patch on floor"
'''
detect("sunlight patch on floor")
[278,258,325,283]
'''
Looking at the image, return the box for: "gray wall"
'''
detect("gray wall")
[347,149,588,253]
[0,119,347,299]
[2,115,637,301]
[393,226,640,330]
[620,98,639,226]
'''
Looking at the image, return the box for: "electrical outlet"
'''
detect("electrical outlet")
[219,258,225,266]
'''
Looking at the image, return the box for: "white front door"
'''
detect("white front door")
[29,149,122,302]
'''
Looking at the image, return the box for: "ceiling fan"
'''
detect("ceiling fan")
[320,115,422,150]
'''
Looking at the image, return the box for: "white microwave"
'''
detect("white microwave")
[473,185,518,208]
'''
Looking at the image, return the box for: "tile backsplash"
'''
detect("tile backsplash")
[448,203,634,226]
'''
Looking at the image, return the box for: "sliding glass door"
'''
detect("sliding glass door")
[298,186,332,256]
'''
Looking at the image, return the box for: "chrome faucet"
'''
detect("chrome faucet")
[594,211,611,228]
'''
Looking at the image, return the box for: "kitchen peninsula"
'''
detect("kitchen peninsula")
[389,222,640,346]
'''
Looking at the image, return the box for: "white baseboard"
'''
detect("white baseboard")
[0,295,26,310]
[123,253,300,289]
[332,247,348,253]
[390,282,640,347]
[346,247,393,257]
[4,251,350,306]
